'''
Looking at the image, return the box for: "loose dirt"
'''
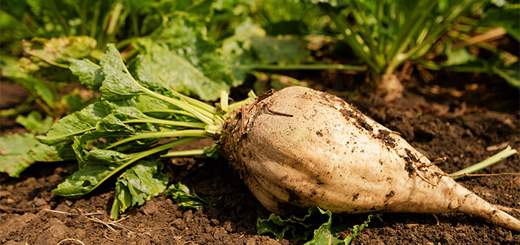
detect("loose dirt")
[1,72,519,244]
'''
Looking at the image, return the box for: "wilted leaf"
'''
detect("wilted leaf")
[22,36,97,66]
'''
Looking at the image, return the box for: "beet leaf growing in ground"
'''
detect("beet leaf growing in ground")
[317,0,483,100]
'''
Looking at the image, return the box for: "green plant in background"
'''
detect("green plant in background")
[0,0,161,124]
[422,0,520,88]
[1,36,99,121]
[315,0,482,100]
[0,0,323,119]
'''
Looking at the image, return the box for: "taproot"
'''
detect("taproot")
[219,86,520,232]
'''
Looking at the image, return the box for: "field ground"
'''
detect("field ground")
[1,71,519,244]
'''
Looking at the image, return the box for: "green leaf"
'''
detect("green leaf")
[69,58,104,91]
[134,43,230,101]
[481,6,520,41]
[22,36,97,67]
[110,160,169,219]
[303,207,343,245]
[0,133,63,177]
[53,137,196,199]
[99,44,145,100]
[134,13,242,100]
[250,36,310,65]
[60,89,96,113]
[257,206,331,241]
[343,214,376,244]
[37,101,110,145]
[15,111,53,134]
[1,62,56,108]
[492,62,520,88]
[165,182,220,209]
[53,147,134,198]
[443,48,478,66]
[258,207,376,244]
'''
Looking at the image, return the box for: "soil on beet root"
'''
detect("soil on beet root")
[1,72,519,244]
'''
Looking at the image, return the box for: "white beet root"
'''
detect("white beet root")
[219,86,520,232]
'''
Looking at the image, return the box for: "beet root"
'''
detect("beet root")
[219,86,520,231]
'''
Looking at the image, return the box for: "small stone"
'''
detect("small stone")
[33,198,47,207]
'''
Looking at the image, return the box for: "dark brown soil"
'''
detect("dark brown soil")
[1,72,519,245]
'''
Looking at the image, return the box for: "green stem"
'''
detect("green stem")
[451,146,518,180]
[37,127,96,144]
[328,11,381,73]
[116,53,216,125]
[0,10,38,37]
[90,1,101,38]
[26,51,69,69]
[84,137,200,198]
[106,129,209,150]
[122,119,206,129]
[130,10,140,37]
[228,98,253,112]
[168,89,217,114]
[97,3,112,49]
[237,64,367,71]
[143,86,214,125]
[386,0,437,70]
[349,0,385,67]
[142,109,198,118]
[184,0,207,12]
[34,99,54,118]
[161,149,206,158]
[106,2,123,36]
[79,0,88,36]
[0,103,32,118]
[48,0,71,36]
[390,0,479,73]
[115,38,137,50]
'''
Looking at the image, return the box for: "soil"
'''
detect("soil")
[1,71,519,245]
